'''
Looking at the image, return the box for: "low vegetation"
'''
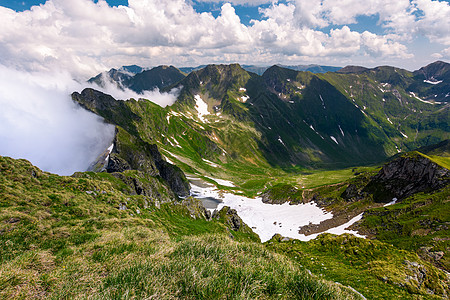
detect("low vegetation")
[0,156,365,299]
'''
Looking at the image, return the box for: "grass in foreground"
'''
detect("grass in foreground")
[0,156,362,299]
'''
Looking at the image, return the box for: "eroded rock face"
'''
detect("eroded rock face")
[181,197,211,220]
[364,153,449,203]
[73,88,190,198]
[212,206,243,231]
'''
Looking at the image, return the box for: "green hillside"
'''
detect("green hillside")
[2,155,449,299]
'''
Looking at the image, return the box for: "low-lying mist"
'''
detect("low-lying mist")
[93,74,180,107]
[0,65,179,176]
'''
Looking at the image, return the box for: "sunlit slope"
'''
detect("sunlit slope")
[75,63,448,179]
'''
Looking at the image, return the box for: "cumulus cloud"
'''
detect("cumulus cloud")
[2,0,438,78]
[0,64,116,176]
[194,0,273,5]
[251,3,412,58]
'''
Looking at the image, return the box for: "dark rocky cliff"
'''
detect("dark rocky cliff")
[72,88,190,198]
[363,152,449,203]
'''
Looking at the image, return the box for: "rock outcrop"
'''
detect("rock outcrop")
[363,152,449,203]
[72,88,190,198]
[181,197,211,220]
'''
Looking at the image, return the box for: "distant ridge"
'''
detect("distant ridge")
[337,65,370,74]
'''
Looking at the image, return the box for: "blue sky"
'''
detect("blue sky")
[0,0,449,76]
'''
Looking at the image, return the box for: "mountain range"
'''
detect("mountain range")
[0,60,448,299]
[84,61,448,172]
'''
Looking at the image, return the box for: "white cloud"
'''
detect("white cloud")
[0,64,115,175]
[413,0,450,45]
[361,31,413,58]
[0,0,447,78]
[251,3,412,58]
[194,0,272,5]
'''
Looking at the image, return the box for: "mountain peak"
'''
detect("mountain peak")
[337,65,369,74]
[414,60,450,81]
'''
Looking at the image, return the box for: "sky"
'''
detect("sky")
[0,0,449,175]
[0,0,449,78]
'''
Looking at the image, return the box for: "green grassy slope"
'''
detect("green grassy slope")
[1,156,366,299]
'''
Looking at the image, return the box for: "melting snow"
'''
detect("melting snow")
[166,111,182,124]
[205,176,235,187]
[163,150,182,161]
[105,143,114,161]
[165,156,174,164]
[240,95,249,102]
[384,198,398,207]
[202,158,218,168]
[423,79,442,85]
[194,94,209,122]
[338,125,345,137]
[172,138,182,148]
[330,136,339,144]
[319,94,326,109]
[278,137,286,147]
[190,183,365,242]
[305,122,324,139]
[409,92,435,105]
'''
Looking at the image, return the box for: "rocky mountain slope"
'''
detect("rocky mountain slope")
[88,65,186,93]
[2,61,450,299]
[79,62,448,175]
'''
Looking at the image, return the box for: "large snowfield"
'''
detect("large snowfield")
[190,179,366,242]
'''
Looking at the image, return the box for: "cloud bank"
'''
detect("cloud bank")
[1,0,449,76]
[92,74,180,107]
[0,63,179,175]
[0,65,116,175]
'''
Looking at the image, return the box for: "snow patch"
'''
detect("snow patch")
[319,94,326,109]
[338,125,344,137]
[164,156,174,164]
[240,95,249,102]
[330,136,339,144]
[239,87,246,92]
[172,138,182,148]
[423,79,442,85]
[409,92,435,105]
[202,158,218,168]
[194,94,209,122]
[278,137,286,147]
[190,183,365,242]
[386,116,393,124]
[105,143,114,161]
[319,214,365,238]
[384,198,398,207]
[166,111,182,124]
[205,176,235,187]
[399,131,408,138]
